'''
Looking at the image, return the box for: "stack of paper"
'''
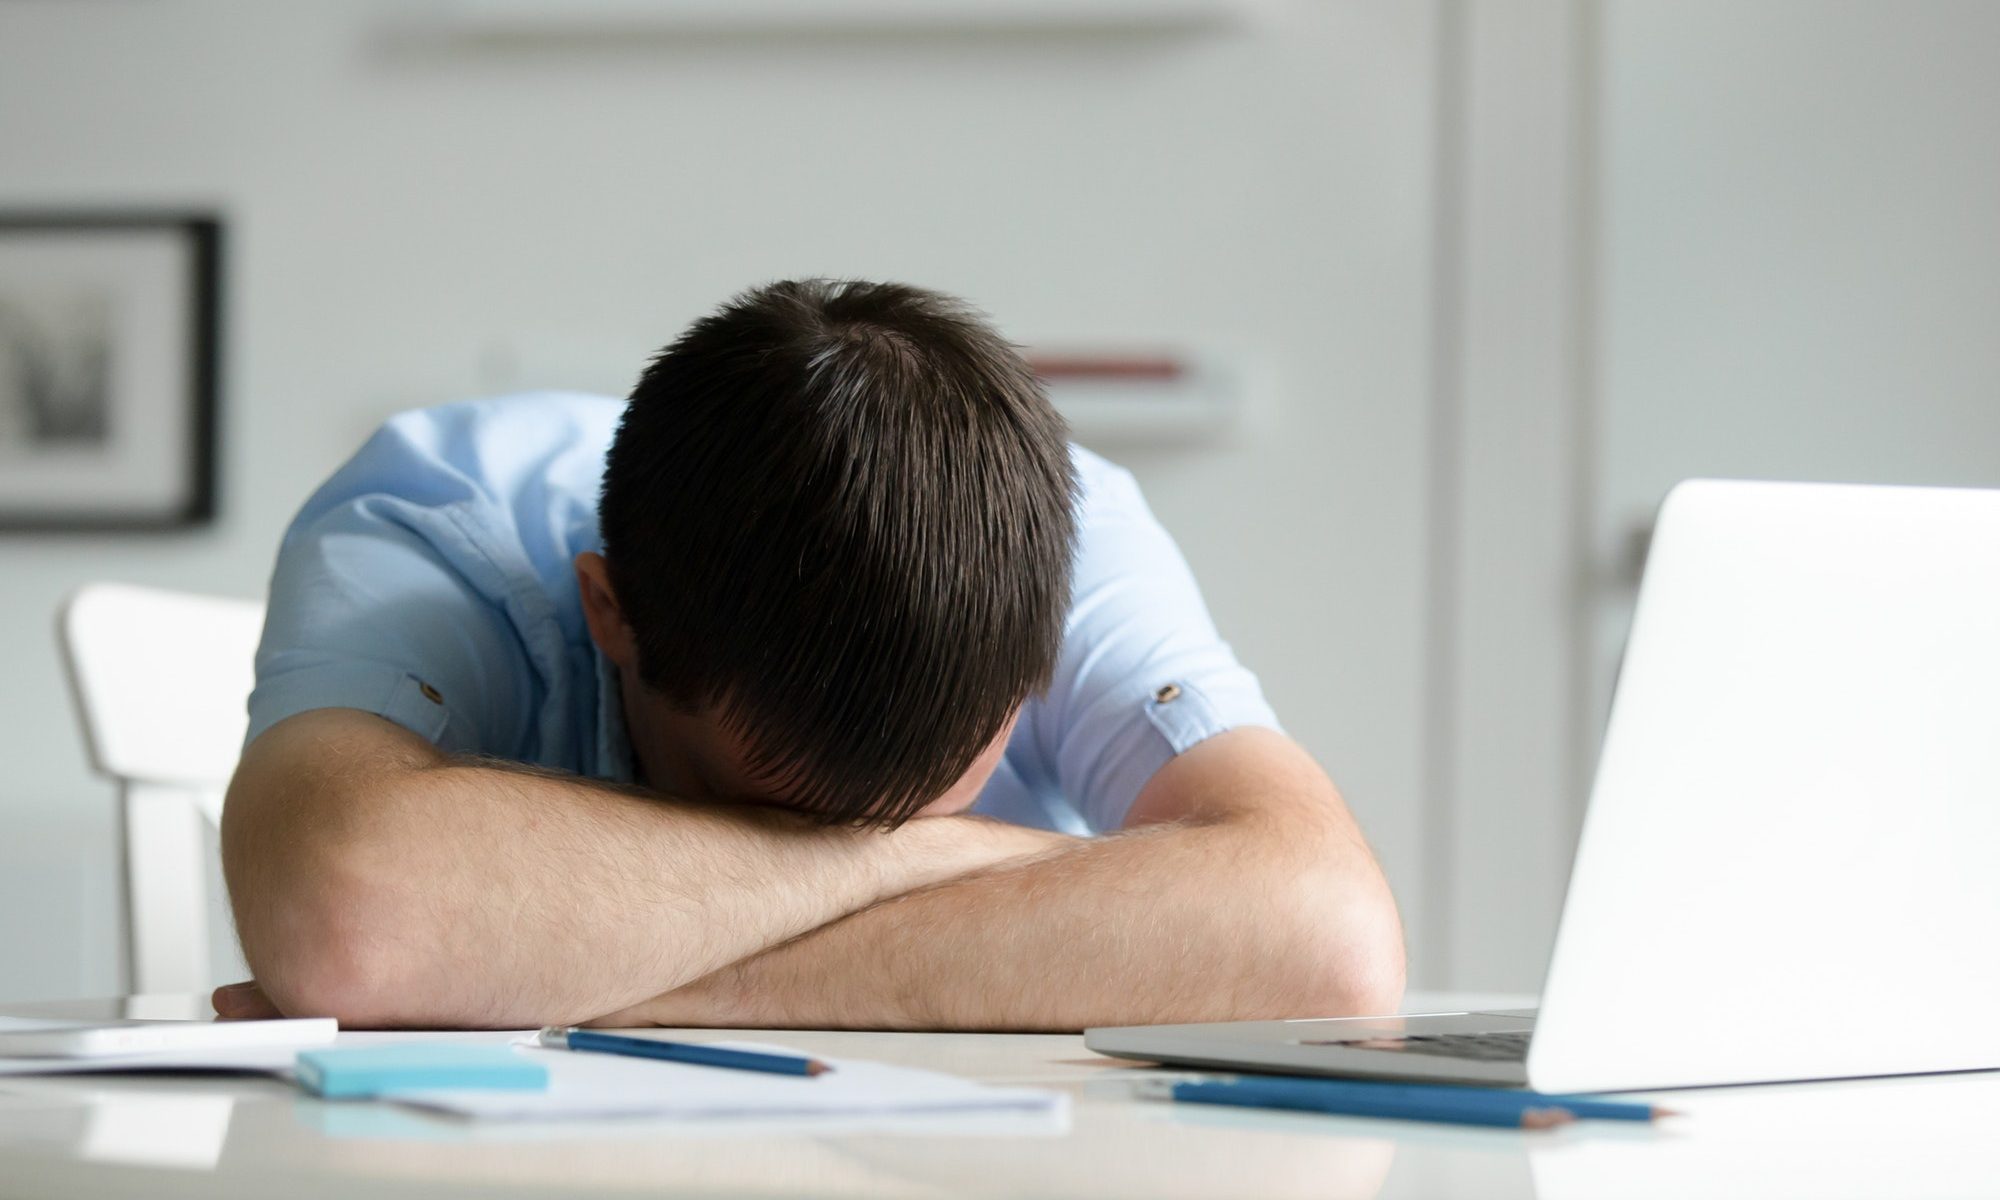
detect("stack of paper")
[0,1025,1064,1129]
[0,1023,505,1078]
[394,1041,1064,1123]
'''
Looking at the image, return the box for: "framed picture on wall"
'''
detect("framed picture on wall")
[0,213,221,530]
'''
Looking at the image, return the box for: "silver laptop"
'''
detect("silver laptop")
[1089,479,2000,1094]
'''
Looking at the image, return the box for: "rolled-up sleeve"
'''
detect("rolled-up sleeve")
[245,432,537,757]
[1032,449,1284,832]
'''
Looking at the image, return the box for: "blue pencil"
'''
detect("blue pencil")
[1189,1074,1670,1123]
[1157,1076,1576,1130]
[536,1027,831,1076]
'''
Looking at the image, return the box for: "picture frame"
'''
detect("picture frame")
[0,213,221,530]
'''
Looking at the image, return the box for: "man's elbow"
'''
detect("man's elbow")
[235,855,434,1028]
[1318,930,1408,1019]
[1285,873,1408,1018]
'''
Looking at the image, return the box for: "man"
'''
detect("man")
[216,279,1403,1031]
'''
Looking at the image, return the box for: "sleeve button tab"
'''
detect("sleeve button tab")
[1152,682,1182,704]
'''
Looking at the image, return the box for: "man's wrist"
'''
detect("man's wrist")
[618,820,1072,1030]
[877,814,1071,897]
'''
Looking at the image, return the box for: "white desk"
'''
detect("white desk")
[0,992,1993,1199]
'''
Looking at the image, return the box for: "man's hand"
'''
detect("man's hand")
[212,981,281,1020]
[586,727,1406,1031]
[222,707,1068,1029]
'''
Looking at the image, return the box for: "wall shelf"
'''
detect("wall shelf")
[1032,351,1237,445]
[401,0,1253,39]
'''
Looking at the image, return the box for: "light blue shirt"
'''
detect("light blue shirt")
[247,392,1283,834]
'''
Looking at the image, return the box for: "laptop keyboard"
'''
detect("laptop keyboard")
[1296,1031,1533,1062]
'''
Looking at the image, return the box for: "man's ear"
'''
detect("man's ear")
[574,552,640,670]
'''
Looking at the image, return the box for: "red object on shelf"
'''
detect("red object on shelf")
[1025,354,1186,382]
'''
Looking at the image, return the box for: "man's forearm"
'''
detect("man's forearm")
[606,804,1405,1032]
[224,709,1057,1028]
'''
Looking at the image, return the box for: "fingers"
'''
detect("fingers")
[212,981,282,1020]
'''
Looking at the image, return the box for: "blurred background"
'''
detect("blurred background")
[2,0,1997,1002]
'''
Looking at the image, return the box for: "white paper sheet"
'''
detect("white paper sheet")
[392,1042,1065,1123]
[0,1041,306,1077]
[0,1027,522,1078]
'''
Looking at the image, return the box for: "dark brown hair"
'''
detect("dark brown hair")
[599,279,1079,826]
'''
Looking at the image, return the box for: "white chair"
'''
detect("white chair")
[58,583,264,995]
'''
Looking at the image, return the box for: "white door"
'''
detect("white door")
[1437,1,2000,992]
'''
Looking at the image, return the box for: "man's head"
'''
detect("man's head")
[581,279,1078,827]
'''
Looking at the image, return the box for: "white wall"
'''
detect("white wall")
[1592,0,2000,725]
[1599,0,2000,506]
[0,1,1446,998]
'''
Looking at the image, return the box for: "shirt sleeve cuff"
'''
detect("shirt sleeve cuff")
[1080,675,1286,831]
[244,661,456,751]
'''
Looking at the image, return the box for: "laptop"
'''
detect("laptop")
[1088,478,2000,1094]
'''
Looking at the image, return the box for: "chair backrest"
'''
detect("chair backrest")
[58,583,265,994]
[60,583,263,795]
